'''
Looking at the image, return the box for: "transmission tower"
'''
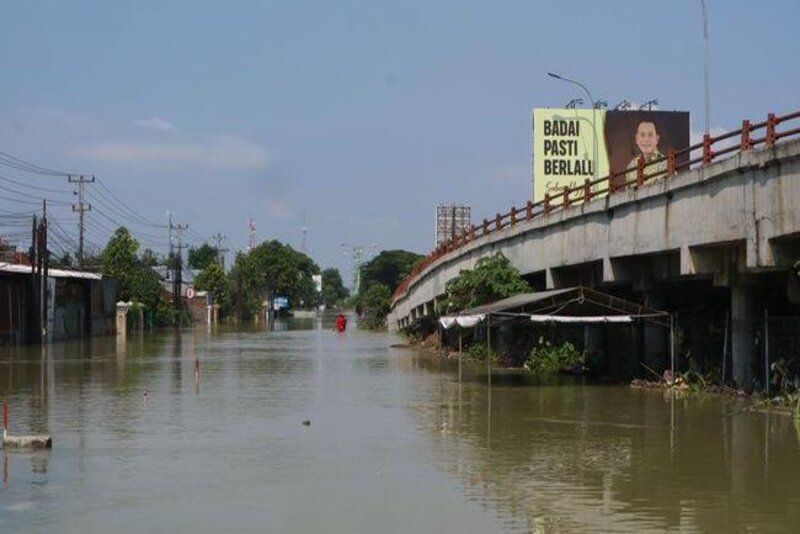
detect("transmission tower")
[212,232,229,266]
[341,243,378,294]
[69,174,94,267]
[301,210,308,254]
[247,216,256,252]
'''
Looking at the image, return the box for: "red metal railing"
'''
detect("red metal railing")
[392,110,800,305]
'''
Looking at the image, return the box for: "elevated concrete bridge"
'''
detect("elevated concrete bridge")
[390,112,800,386]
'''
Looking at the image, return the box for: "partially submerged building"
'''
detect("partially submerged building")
[0,263,116,345]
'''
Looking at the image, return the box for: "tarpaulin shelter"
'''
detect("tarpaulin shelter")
[438,287,673,379]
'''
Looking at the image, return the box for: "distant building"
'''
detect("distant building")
[435,204,471,247]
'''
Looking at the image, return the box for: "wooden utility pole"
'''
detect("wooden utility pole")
[167,212,188,318]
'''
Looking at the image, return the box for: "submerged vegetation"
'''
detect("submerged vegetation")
[524,340,586,375]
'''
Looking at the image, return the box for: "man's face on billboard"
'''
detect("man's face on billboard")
[635,121,660,156]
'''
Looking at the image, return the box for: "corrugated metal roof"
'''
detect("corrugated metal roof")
[0,263,102,280]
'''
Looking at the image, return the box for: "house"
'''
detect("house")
[0,263,116,345]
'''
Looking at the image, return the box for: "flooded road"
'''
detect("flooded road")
[1,319,800,532]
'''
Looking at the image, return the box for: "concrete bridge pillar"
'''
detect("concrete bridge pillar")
[731,277,756,388]
[643,293,668,371]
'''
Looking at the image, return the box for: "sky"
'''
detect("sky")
[0,0,798,285]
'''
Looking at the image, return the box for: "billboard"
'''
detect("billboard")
[532,109,689,202]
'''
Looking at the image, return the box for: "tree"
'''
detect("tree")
[321,267,348,307]
[232,239,321,315]
[444,253,530,312]
[358,283,391,329]
[99,227,170,321]
[54,251,74,268]
[194,262,228,307]
[360,249,423,295]
[140,247,160,267]
[188,243,218,270]
[99,228,139,300]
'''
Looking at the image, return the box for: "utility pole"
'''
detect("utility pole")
[38,200,49,342]
[29,214,38,343]
[212,233,229,267]
[69,174,94,268]
[701,0,710,136]
[234,252,243,323]
[167,212,188,316]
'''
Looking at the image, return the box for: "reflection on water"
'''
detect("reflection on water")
[0,320,799,532]
[415,357,800,532]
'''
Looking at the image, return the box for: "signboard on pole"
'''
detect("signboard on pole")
[312,274,322,294]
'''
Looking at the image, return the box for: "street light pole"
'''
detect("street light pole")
[547,72,598,182]
[700,0,710,136]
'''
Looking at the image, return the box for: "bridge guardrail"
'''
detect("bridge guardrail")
[392,110,800,306]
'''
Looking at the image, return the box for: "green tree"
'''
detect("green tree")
[358,283,391,330]
[188,243,218,270]
[99,227,170,322]
[321,267,348,307]
[444,253,530,312]
[140,247,160,267]
[360,249,423,295]
[54,251,74,268]
[230,240,321,317]
[99,227,139,300]
[195,262,228,307]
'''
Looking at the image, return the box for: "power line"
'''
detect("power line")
[0,150,73,176]
[94,178,167,228]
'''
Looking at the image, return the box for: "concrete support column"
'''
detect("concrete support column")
[212,304,220,325]
[498,321,513,359]
[731,277,755,388]
[643,293,668,371]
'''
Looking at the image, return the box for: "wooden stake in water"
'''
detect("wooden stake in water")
[458,326,463,382]
[670,314,675,382]
[764,308,770,395]
[722,311,729,384]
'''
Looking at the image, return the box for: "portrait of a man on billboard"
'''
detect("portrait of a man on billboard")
[604,111,690,188]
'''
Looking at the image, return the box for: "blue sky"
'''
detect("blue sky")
[0,0,797,283]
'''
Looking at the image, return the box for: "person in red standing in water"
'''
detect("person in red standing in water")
[335,313,348,332]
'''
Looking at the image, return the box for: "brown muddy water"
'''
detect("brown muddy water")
[1,318,799,532]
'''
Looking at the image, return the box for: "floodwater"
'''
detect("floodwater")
[1,319,800,533]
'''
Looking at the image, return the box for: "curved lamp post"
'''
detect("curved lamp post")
[547,72,598,182]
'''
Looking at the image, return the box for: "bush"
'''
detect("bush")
[464,343,496,362]
[524,339,585,374]
[358,283,391,330]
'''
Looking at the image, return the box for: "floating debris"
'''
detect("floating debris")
[3,401,52,450]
